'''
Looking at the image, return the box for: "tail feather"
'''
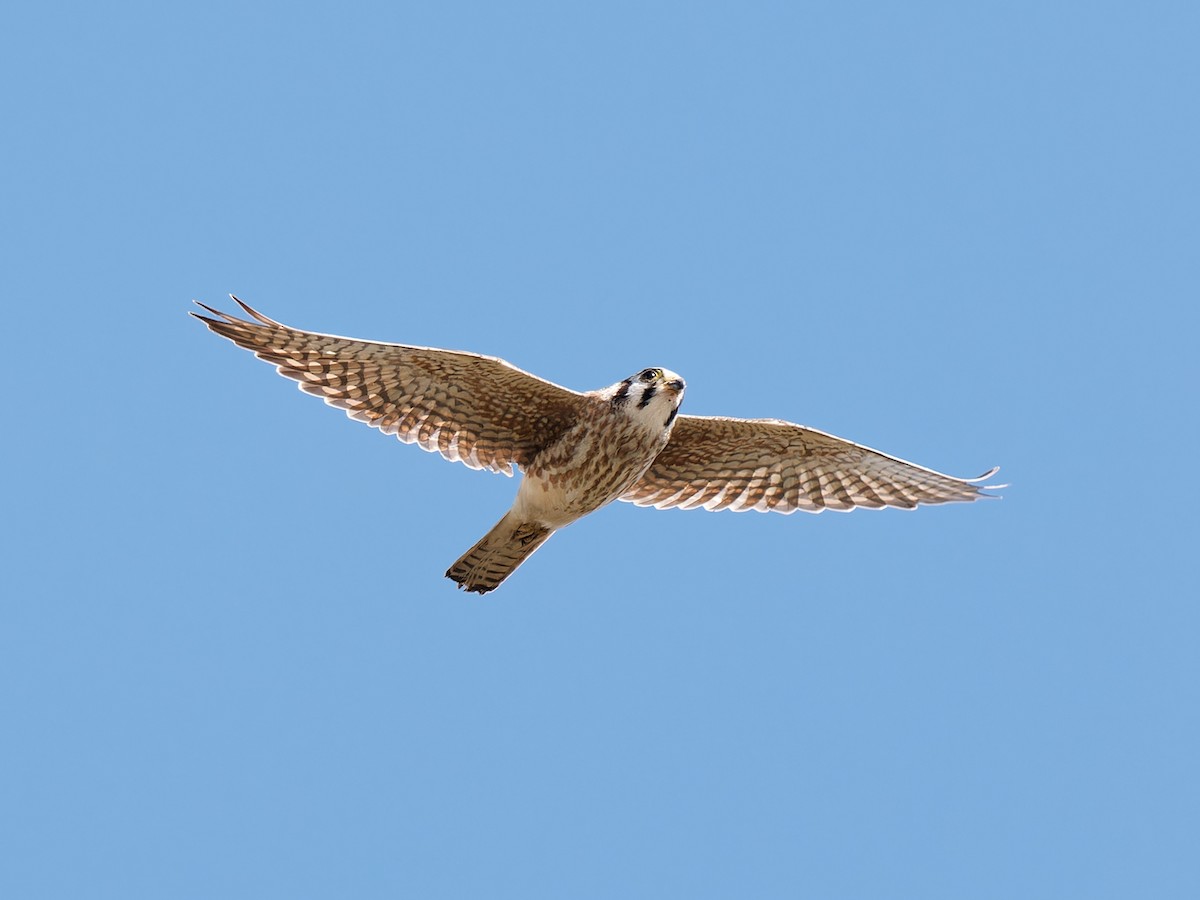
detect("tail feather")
[445,512,553,594]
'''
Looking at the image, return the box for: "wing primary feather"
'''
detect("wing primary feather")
[231,295,285,327]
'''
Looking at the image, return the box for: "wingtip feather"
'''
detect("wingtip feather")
[967,465,1001,483]
[230,295,282,326]
[191,299,230,320]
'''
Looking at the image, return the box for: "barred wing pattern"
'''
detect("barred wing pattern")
[622,415,1001,513]
[192,298,586,475]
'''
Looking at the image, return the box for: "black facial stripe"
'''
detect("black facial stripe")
[637,384,657,409]
[664,406,679,428]
[612,379,632,407]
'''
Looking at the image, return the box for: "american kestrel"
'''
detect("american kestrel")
[193,298,1001,593]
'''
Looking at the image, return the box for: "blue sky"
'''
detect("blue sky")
[2,2,1197,897]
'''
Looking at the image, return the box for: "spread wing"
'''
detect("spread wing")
[621,415,1002,513]
[192,297,586,475]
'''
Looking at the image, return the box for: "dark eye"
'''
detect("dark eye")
[640,368,659,383]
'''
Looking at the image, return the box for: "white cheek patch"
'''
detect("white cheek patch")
[634,384,658,410]
[625,392,676,432]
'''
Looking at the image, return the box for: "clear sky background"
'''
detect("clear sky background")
[2,2,1197,898]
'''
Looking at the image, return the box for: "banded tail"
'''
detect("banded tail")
[446,512,554,594]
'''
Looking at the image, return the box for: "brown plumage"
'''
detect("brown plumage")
[623,416,1000,512]
[193,297,1002,593]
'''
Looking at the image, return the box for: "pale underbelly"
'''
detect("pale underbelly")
[513,452,659,527]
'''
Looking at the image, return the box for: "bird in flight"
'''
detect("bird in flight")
[193,298,1001,593]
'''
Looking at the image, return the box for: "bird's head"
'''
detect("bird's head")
[606,367,686,430]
